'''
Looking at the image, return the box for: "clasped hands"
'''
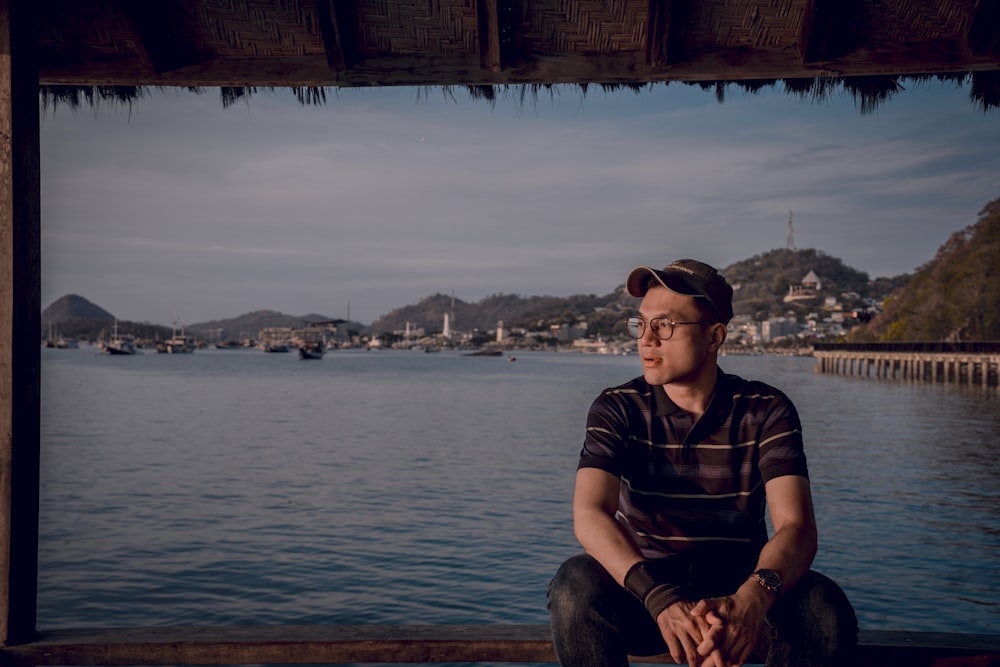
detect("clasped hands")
[655,591,767,667]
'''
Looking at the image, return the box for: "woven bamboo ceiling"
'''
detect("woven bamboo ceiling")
[35,0,1000,88]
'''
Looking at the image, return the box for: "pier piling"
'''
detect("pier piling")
[813,343,1000,387]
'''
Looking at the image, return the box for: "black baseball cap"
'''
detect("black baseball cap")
[626,259,734,324]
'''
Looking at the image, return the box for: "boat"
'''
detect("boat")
[157,335,196,354]
[214,340,243,350]
[157,322,196,354]
[464,348,503,357]
[46,335,79,349]
[103,320,136,355]
[262,342,290,353]
[44,324,79,349]
[298,342,325,360]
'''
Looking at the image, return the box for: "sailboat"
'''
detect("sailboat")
[44,323,79,349]
[104,320,136,355]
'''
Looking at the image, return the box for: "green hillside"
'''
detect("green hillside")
[851,196,1000,342]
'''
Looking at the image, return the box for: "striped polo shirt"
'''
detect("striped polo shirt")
[579,369,808,571]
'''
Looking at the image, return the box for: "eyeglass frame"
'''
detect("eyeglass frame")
[624,316,719,341]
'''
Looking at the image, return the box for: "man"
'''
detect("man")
[548,259,857,667]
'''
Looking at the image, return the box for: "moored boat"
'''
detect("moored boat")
[44,324,79,349]
[298,342,325,360]
[158,322,196,353]
[103,320,136,355]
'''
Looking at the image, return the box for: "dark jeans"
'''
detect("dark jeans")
[547,554,857,667]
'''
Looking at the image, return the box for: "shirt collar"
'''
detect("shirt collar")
[651,368,733,422]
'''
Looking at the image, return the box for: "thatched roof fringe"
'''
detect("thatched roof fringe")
[39,73,997,116]
[39,85,150,114]
[842,76,906,115]
[734,80,777,95]
[219,87,259,108]
[970,71,1000,113]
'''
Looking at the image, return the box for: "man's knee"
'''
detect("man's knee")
[548,554,607,620]
[773,570,858,663]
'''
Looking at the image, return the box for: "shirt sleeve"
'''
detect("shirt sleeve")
[756,387,809,482]
[577,389,628,477]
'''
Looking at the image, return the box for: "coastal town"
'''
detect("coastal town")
[44,266,882,359]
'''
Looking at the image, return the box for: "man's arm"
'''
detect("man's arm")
[573,467,709,666]
[693,474,818,667]
[754,474,818,591]
[572,467,643,584]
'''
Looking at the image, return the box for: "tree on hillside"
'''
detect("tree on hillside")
[853,197,1000,342]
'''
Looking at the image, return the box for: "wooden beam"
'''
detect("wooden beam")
[0,2,11,645]
[967,0,1000,56]
[35,42,1000,89]
[0,0,41,648]
[0,626,998,666]
[477,0,502,72]
[799,0,858,64]
[314,0,356,72]
[646,0,672,67]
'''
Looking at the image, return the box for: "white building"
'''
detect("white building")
[761,317,799,342]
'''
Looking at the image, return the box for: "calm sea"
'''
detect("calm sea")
[38,347,1000,650]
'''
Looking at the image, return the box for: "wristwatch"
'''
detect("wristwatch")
[751,569,782,596]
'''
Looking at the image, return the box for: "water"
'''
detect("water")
[38,347,1000,644]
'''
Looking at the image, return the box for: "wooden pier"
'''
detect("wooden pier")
[813,343,1000,388]
[2,624,999,667]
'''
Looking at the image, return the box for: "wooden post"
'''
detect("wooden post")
[0,0,41,646]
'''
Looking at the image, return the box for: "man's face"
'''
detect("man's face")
[635,285,719,386]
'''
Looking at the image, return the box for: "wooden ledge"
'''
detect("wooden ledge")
[1,625,999,666]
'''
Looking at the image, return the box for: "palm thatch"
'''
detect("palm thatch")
[40,71,999,116]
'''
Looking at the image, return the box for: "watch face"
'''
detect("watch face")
[756,569,782,590]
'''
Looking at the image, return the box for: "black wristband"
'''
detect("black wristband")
[624,561,684,619]
[623,561,658,601]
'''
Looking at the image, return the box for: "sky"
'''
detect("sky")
[40,79,1000,326]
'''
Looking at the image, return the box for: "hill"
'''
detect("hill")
[367,290,635,339]
[42,247,916,344]
[851,196,1000,342]
[365,247,908,341]
[41,295,174,342]
[41,294,114,324]
[186,310,327,340]
[721,249,909,321]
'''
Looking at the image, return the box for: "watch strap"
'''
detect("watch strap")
[752,568,782,596]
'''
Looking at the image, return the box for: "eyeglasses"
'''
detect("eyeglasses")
[625,316,717,341]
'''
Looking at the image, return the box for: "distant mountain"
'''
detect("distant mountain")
[41,294,173,342]
[852,196,1000,342]
[364,249,914,340]
[185,310,359,341]
[367,290,635,339]
[41,246,922,343]
[42,294,114,324]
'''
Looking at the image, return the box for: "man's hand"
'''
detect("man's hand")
[689,584,771,667]
[655,599,715,667]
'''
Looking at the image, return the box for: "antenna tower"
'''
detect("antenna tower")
[786,210,796,251]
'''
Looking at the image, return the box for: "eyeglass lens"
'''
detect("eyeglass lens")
[626,317,671,340]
